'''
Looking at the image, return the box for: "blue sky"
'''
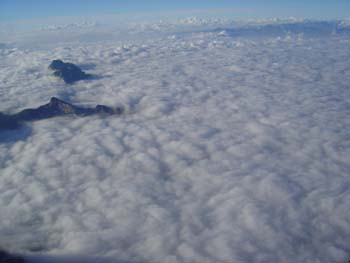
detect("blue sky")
[1,0,350,22]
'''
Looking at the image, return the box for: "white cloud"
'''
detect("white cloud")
[1,20,350,263]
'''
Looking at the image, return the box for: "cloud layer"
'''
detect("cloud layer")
[1,21,350,263]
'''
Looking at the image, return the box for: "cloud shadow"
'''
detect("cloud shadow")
[0,125,31,144]
[26,254,143,263]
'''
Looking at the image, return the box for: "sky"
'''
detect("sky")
[1,0,350,22]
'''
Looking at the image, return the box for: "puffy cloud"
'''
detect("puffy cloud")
[1,20,350,263]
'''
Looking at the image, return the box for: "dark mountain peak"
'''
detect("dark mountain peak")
[49,59,65,70]
[1,98,123,130]
[48,97,76,114]
[94,105,123,115]
[49,96,65,105]
[49,59,90,84]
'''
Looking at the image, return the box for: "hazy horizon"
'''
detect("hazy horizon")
[1,0,350,23]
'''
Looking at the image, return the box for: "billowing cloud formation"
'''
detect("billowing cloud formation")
[1,20,350,263]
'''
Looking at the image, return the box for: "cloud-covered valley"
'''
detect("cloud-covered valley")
[1,20,350,263]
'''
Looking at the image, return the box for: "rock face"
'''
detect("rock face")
[49,59,90,84]
[0,250,26,263]
[14,97,90,121]
[0,97,123,130]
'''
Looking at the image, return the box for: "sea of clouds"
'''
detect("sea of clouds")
[1,19,350,263]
